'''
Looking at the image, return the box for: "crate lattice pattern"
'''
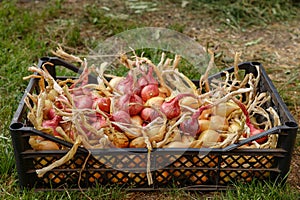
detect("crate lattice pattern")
[25,150,276,189]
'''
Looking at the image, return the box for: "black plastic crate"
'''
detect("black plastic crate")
[10,57,298,191]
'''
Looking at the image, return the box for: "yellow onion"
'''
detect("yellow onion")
[198,115,228,133]
[181,134,195,144]
[198,119,211,133]
[212,102,239,117]
[144,96,165,108]
[207,115,229,131]
[197,129,220,147]
[129,137,147,148]
[228,121,242,133]
[130,115,143,126]
[158,86,170,98]
[29,136,60,150]
[146,122,166,143]
[111,131,129,148]
[180,96,200,109]
[164,141,191,148]
[123,128,142,140]
[108,76,124,91]
[190,140,203,148]
[199,108,212,120]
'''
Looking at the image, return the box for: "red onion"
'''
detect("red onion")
[161,93,196,119]
[70,66,89,89]
[138,66,158,85]
[249,128,265,143]
[112,110,132,124]
[129,94,144,115]
[118,94,143,116]
[117,94,130,109]
[87,113,99,123]
[68,130,75,141]
[93,97,111,113]
[55,95,70,109]
[111,110,132,132]
[180,117,199,136]
[137,76,148,89]
[144,66,158,86]
[47,108,56,120]
[69,87,90,96]
[74,95,93,109]
[233,98,267,144]
[141,84,159,102]
[136,66,159,96]
[116,71,134,94]
[161,99,180,119]
[91,116,108,130]
[42,115,62,136]
[140,107,160,122]
[180,104,212,136]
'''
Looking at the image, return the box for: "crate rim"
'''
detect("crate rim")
[9,57,299,191]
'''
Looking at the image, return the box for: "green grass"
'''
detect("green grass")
[84,4,139,38]
[177,0,300,31]
[0,0,299,199]
[217,179,300,200]
[0,184,127,200]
